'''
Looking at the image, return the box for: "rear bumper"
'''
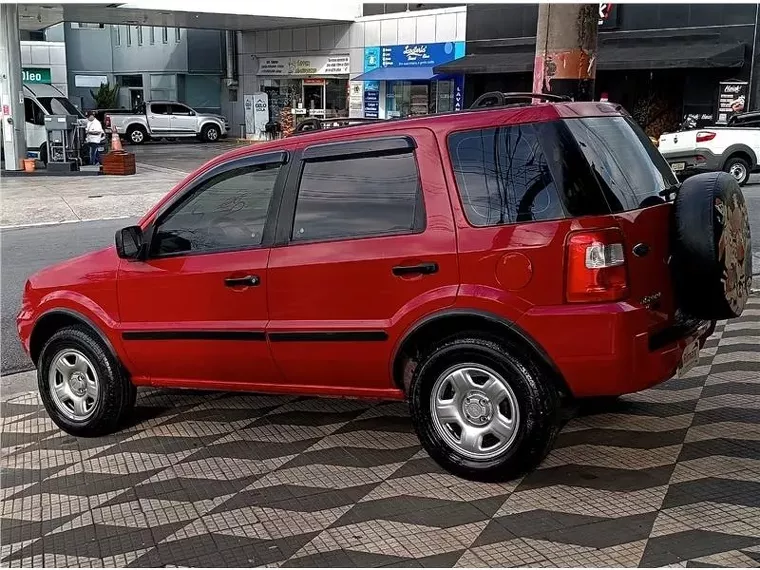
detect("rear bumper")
[519,303,712,398]
[661,148,721,178]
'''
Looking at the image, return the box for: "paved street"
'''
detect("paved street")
[1,302,759,567]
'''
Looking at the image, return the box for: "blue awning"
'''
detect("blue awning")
[355,66,439,81]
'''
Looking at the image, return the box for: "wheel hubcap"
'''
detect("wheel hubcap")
[730,164,746,182]
[208,129,218,140]
[430,364,520,460]
[132,131,143,142]
[48,349,99,421]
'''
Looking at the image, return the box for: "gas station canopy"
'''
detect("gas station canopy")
[17,1,360,32]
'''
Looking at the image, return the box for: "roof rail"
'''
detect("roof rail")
[469,91,572,109]
[291,117,385,136]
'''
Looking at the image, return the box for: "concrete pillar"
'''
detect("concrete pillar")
[0,3,27,171]
[532,3,599,101]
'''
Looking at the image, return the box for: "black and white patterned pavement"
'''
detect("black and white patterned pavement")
[2,298,760,567]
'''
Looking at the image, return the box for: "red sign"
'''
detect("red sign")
[2,104,9,116]
[303,79,325,85]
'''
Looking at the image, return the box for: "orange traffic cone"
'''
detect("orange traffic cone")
[111,125,123,152]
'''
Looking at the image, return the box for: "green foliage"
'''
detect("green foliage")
[90,83,120,109]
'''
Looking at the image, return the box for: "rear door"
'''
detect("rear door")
[563,116,680,329]
[265,128,459,396]
[147,103,171,134]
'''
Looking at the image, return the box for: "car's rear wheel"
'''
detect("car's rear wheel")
[724,156,750,186]
[409,336,560,481]
[672,171,753,320]
[38,325,136,437]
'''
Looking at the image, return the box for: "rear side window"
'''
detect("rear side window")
[448,125,566,226]
[563,117,678,212]
[291,152,423,242]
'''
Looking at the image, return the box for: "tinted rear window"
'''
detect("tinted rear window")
[563,116,678,212]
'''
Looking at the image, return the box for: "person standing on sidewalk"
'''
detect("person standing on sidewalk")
[85,112,105,166]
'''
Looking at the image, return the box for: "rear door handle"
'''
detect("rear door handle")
[392,262,438,276]
[224,275,260,287]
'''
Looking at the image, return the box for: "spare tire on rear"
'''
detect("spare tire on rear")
[671,172,752,320]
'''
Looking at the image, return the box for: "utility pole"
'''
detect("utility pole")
[533,3,599,101]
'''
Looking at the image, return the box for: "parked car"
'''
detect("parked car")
[658,119,760,185]
[18,95,753,481]
[88,107,133,133]
[105,101,229,145]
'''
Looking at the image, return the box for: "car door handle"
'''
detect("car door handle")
[392,262,439,276]
[224,275,260,287]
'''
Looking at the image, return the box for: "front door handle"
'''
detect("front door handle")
[392,262,439,276]
[224,275,260,287]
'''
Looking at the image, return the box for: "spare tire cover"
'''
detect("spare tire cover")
[672,172,753,320]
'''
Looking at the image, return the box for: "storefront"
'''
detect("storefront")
[355,41,465,119]
[255,54,350,126]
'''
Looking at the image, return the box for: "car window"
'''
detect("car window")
[170,104,193,116]
[151,104,168,115]
[24,98,45,125]
[563,116,678,212]
[152,163,281,256]
[448,124,566,226]
[291,151,422,242]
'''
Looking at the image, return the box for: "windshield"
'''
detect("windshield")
[563,116,678,212]
[36,97,85,118]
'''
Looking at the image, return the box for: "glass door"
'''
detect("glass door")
[302,82,326,117]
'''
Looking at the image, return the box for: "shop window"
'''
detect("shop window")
[292,151,422,243]
[448,125,565,226]
[325,79,348,116]
[386,81,430,118]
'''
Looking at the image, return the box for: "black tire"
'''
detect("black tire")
[38,325,136,437]
[409,335,561,482]
[723,156,750,186]
[127,126,147,145]
[672,171,753,320]
[201,124,220,142]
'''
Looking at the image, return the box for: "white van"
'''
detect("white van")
[21,83,86,164]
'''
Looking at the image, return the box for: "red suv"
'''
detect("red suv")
[17,94,753,481]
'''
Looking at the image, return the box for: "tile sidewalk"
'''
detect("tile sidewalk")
[2,298,760,567]
[0,163,186,228]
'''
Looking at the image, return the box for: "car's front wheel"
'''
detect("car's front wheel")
[202,124,220,142]
[409,335,561,481]
[38,325,136,437]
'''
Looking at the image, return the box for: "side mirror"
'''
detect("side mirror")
[115,225,145,259]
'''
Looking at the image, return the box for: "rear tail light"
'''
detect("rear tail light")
[566,228,629,303]
[105,115,111,128]
[696,131,716,143]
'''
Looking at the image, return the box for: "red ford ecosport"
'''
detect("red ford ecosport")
[18,93,753,481]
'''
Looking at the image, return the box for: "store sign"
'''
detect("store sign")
[257,55,350,76]
[74,75,108,88]
[22,67,51,84]
[349,81,364,118]
[364,89,379,119]
[716,81,748,124]
[454,77,464,112]
[374,42,465,69]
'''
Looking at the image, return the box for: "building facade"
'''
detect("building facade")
[351,6,467,119]
[64,22,226,114]
[19,39,68,97]
[436,3,760,137]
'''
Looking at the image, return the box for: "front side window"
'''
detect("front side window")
[292,151,422,243]
[150,103,169,115]
[152,163,281,256]
[37,97,83,118]
[170,104,193,116]
[24,98,45,125]
[448,124,565,226]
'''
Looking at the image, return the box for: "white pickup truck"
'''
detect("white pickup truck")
[106,101,229,145]
[658,120,760,186]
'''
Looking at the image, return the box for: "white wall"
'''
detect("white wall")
[20,41,68,96]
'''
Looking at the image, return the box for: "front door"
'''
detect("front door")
[266,129,459,397]
[117,152,288,389]
[169,103,197,135]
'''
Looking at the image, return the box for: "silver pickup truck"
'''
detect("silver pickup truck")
[105,101,229,144]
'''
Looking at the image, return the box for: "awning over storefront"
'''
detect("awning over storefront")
[354,66,439,82]
[433,42,747,75]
